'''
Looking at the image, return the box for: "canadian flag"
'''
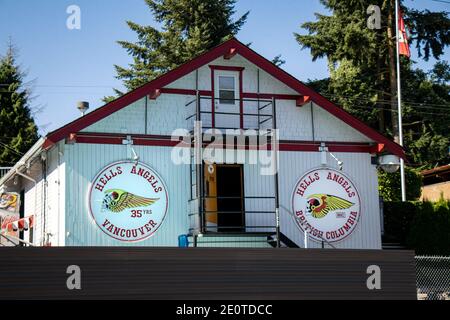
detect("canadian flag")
[398,10,411,58]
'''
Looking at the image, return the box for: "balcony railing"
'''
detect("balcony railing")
[185,95,275,132]
[0,167,12,180]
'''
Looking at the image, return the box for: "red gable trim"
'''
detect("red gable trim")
[229,42,405,158]
[159,88,212,96]
[45,38,404,158]
[209,65,245,71]
[45,40,238,146]
[224,47,237,60]
[227,41,404,158]
[242,92,301,101]
[72,132,378,154]
[156,88,300,101]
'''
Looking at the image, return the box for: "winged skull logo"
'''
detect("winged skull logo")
[101,189,159,213]
[306,194,354,219]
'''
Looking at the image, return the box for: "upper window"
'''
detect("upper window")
[218,76,236,105]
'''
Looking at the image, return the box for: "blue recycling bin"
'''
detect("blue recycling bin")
[178,235,189,248]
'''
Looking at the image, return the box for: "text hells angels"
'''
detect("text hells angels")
[296,171,356,198]
[94,165,164,193]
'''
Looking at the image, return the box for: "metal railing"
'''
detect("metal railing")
[185,96,274,131]
[0,167,12,180]
[416,256,450,300]
[186,93,281,247]
[188,195,277,235]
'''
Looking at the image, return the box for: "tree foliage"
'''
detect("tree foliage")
[384,200,450,255]
[0,44,39,167]
[107,0,248,100]
[296,0,450,169]
[378,167,422,202]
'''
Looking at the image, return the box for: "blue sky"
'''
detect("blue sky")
[0,0,448,134]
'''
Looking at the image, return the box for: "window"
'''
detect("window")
[218,76,236,104]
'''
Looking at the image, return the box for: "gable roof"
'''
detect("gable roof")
[43,38,404,158]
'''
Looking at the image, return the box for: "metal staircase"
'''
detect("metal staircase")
[183,92,304,248]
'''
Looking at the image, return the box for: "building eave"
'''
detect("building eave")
[42,37,405,159]
[0,137,46,186]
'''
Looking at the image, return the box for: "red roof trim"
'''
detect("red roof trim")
[45,40,237,145]
[159,88,212,96]
[156,88,299,101]
[224,48,237,60]
[72,132,378,153]
[242,92,301,100]
[209,65,245,71]
[45,38,404,158]
[228,40,404,158]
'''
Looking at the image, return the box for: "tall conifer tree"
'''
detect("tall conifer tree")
[296,0,450,168]
[0,44,39,167]
[110,0,248,97]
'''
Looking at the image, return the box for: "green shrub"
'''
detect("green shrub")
[378,167,422,202]
[382,201,418,244]
[383,200,450,255]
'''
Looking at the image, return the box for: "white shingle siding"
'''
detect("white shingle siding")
[82,54,374,144]
[82,98,147,134]
[64,143,190,246]
[6,50,384,249]
[277,151,381,249]
[19,142,65,246]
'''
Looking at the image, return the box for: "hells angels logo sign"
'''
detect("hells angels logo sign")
[89,161,168,242]
[292,168,361,243]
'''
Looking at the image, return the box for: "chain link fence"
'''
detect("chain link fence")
[416,256,450,300]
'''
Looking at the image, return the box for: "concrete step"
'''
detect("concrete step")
[188,233,274,248]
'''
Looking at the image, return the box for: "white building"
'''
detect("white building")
[0,38,404,249]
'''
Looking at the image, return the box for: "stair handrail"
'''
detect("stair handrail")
[279,204,337,249]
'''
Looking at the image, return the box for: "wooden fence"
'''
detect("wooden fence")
[0,248,416,300]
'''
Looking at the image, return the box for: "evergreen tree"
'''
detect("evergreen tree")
[107,0,248,100]
[296,0,450,168]
[0,44,39,167]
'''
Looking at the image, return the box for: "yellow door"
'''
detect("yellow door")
[204,164,217,231]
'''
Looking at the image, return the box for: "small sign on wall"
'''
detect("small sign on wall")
[292,168,361,243]
[0,192,21,245]
[88,161,169,242]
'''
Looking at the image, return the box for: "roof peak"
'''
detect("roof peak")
[43,38,404,158]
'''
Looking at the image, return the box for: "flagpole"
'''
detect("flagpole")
[395,0,407,202]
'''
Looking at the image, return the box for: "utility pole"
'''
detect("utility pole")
[395,0,407,202]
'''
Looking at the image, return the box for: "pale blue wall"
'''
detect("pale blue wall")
[64,143,190,246]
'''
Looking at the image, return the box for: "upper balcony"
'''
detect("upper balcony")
[185,95,276,133]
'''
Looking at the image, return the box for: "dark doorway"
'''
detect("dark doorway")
[216,165,244,232]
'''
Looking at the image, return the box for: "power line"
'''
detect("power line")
[431,0,450,4]
[348,104,450,118]
[0,141,24,157]
[321,92,450,110]
[318,87,450,108]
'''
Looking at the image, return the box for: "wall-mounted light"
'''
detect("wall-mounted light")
[130,147,139,162]
[319,142,343,170]
[377,154,400,173]
[329,152,344,171]
[122,135,139,163]
[319,143,328,166]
